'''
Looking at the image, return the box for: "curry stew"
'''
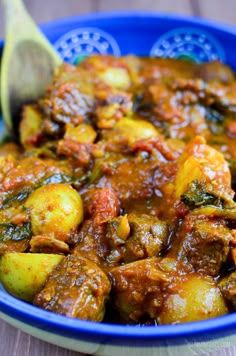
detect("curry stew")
[1,55,236,325]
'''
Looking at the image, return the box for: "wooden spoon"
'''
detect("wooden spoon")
[0,0,62,134]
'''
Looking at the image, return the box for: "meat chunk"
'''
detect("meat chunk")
[105,214,169,265]
[72,220,108,266]
[177,215,232,276]
[109,258,169,323]
[34,254,111,321]
[57,140,94,166]
[219,271,236,309]
[39,63,95,127]
[125,214,168,261]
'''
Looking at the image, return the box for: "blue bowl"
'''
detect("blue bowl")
[1,11,236,356]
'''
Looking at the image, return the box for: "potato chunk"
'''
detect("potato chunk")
[113,118,159,144]
[177,216,232,276]
[0,253,63,302]
[158,274,228,324]
[99,67,131,89]
[24,183,83,241]
[64,123,97,144]
[175,136,233,200]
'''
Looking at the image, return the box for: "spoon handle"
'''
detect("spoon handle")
[1,0,28,27]
[0,0,62,133]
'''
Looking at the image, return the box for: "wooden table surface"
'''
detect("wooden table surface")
[1,0,236,355]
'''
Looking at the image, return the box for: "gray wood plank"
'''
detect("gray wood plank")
[208,344,236,356]
[23,0,94,23]
[0,319,85,356]
[197,0,236,26]
[96,0,194,14]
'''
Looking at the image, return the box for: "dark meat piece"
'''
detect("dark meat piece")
[57,140,94,166]
[125,214,168,262]
[171,78,236,112]
[109,258,169,323]
[219,271,236,309]
[34,254,111,321]
[72,220,107,266]
[105,213,168,265]
[39,63,94,127]
[103,215,130,265]
[73,212,168,267]
[177,215,232,276]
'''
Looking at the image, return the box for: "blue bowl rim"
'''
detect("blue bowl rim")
[37,10,236,35]
[1,286,236,340]
[1,10,236,342]
[1,10,236,48]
